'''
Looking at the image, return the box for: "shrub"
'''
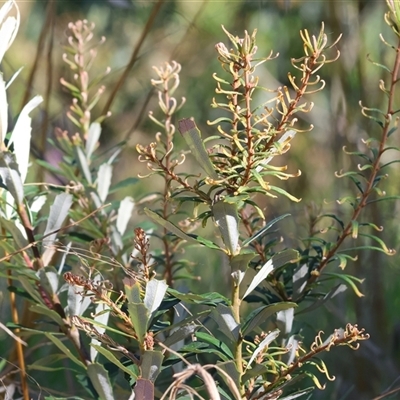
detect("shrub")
[0,0,399,399]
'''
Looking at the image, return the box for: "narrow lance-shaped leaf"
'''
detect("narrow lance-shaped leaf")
[127,302,150,344]
[117,196,134,235]
[242,213,291,247]
[144,279,168,315]
[97,163,113,203]
[43,192,73,245]
[256,130,296,171]
[0,73,7,150]
[212,199,240,255]
[242,303,297,336]
[144,208,221,250]
[212,304,240,343]
[0,151,24,205]
[91,345,138,379]
[91,300,110,362]
[0,0,20,64]
[42,192,73,266]
[8,95,43,182]
[75,145,92,184]
[86,122,101,160]
[242,259,273,300]
[178,118,219,180]
[87,363,114,400]
[247,329,280,369]
[44,332,86,369]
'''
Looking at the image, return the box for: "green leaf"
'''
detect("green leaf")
[91,345,138,378]
[91,300,110,362]
[144,208,198,244]
[127,303,149,343]
[242,259,273,300]
[242,213,291,247]
[0,216,28,249]
[117,196,135,235]
[124,276,142,303]
[247,329,280,368]
[230,251,257,273]
[43,192,73,245]
[140,350,164,382]
[276,308,294,335]
[196,331,234,359]
[44,332,86,369]
[212,199,240,255]
[29,354,69,370]
[242,303,297,336]
[217,360,241,397]
[269,185,301,202]
[18,276,43,304]
[109,177,139,194]
[323,273,365,298]
[292,264,308,301]
[145,208,220,250]
[296,284,347,315]
[178,118,218,179]
[97,163,113,202]
[0,151,24,205]
[74,145,92,184]
[30,304,64,326]
[87,363,114,400]
[162,318,202,347]
[168,289,229,306]
[144,279,168,315]
[38,267,59,296]
[67,283,92,318]
[8,95,42,182]
[212,304,240,343]
[85,122,101,160]
[279,387,314,399]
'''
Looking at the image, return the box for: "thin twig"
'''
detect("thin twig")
[102,0,165,115]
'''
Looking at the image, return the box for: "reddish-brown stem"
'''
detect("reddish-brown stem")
[262,55,317,153]
[162,80,174,286]
[242,56,255,186]
[308,36,400,286]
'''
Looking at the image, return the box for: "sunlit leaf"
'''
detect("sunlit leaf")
[97,163,113,202]
[242,259,274,300]
[242,213,291,247]
[247,329,279,368]
[212,199,240,255]
[87,363,114,400]
[242,303,297,336]
[178,118,218,179]
[144,279,168,315]
[8,95,42,182]
[212,304,240,343]
[117,196,134,235]
[0,151,24,205]
[86,122,101,160]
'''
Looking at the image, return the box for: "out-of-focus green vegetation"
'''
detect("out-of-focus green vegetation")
[1,0,400,398]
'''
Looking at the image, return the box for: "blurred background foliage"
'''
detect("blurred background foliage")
[1,0,400,398]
